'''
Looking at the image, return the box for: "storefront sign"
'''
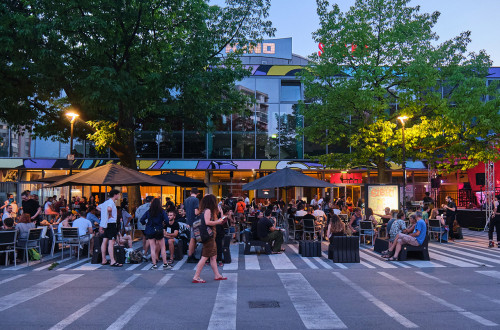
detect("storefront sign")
[366,184,399,217]
[222,38,292,60]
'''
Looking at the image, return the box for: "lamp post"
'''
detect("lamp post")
[66,111,79,209]
[398,116,408,211]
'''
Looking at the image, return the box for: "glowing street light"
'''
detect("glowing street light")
[65,111,80,209]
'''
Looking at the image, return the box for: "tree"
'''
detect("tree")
[0,0,274,209]
[300,0,500,183]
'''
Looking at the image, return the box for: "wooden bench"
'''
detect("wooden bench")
[331,236,359,263]
[398,236,430,261]
[243,230,271,255]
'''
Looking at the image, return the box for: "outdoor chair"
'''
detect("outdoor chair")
[50,225,67,257]
[359,221,375,245]
[16,227,43,266]
[61,227,91,260]
[302,218,321,241]
[428,219,446,243]
[0,230,17,266]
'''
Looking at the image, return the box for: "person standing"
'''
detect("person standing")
[185,188,200,263]
[192,194,227,283]
[442,196,457,242]
[140,198,169,269]
[135,196,154,259]
[96,189,122,267]
[488,195,500,248]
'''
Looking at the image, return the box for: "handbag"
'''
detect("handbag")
[193,214,214,243]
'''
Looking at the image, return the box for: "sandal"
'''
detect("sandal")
[215,276,228,281]
[192,278,206,283]
[381,250,389,255]
[111,262,123,267]
[385,257,398,261]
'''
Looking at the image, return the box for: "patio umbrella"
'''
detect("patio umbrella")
[152,173,207,188]
[242,167,334,191]
[46,163,176,187]
[31,175,71,183]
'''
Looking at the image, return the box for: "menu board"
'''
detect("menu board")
[367,185,399,216]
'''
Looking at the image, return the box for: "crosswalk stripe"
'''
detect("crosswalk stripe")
[33,257,73,272]
[0,274,83,312]
[402,260,445,268]
[0,274,26,285]
[280,273,346,329]
[287,245,319,269]
[49,274,141,330]
[321,252,348,269]
[124,263,142,271]
[223,244,240,271]
[244,255,260,270]
[172,256,187,270]
[207,274,238,330]
[359,250,397,268]
[416,271,500,305]
[429,250,487,267]
[476,270,500,279]
[448,244,500,258]
[333,272,418,328]
[431,244,500,265]
[141,263,153,271]
[379,272,497,326]
[74,263,103,271]
[361,248,410,268]
[269,252,296,269]
[106,274,173,330]
[313,257,333,269]
[57,258,91,271]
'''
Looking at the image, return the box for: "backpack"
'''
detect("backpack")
[129,250,143,264]
[28,248,41,261]
[192,214,214,243]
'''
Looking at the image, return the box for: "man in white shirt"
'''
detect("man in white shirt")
[96,189,121,267]
[2,204,13,221]
[313,205,326,222]
[244,194,250,206]
[310,195,318,207]
[72,211,94,253]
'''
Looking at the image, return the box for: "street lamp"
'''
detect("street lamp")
[398,116,408,211]
[65,111,79,209]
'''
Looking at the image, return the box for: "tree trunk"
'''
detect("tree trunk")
[377,156,389,183]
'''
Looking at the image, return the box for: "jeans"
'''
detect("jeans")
[446,215,455,240]
[262,230,284,252]
[489,217,500,242]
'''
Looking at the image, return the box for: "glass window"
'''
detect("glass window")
[256,104,279,159]
[232,105,255,159]
[279,104,302,159]
[236,78,256,99]
[136,131,158,159]
[184,131,206,159]
[256,78,280,103]
[159,131,182,158]
[208,131,231,159]
[281,80,301,102]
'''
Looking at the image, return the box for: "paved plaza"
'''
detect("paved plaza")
[1,230,500,329]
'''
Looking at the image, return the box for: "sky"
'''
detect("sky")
[262,0,500,66]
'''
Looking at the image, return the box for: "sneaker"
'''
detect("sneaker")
[489,241,495,248]
[163,263,173,269]
[151,264,158,270]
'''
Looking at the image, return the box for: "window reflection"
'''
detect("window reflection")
[281,80,301,102]
[279,104,302,159]
[256,104,279,159]
[256,78,280,103]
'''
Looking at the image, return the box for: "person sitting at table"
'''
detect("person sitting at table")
[295,203,307,217]
[57,212,73,238]
[363,208,379,243]
[383,214,427,261]
[302,207,322,240]
[327,214,345,240]
[1,217,14,230]
[381,211,406,256]
[257,208,284,254]
[348,207,363,236]
[16,213,35,241]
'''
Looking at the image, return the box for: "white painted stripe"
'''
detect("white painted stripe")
[333,272,418,328]
[287,245,318,269]
[142,263,154,271]
[124,263,142,271]
[33,257,72,272]
[0,274,26,285]
[428,251,480,267]
[431,249,493,267]
[49,274,141,330]
[476,270,500,279]
[269,252,296,269]
[431,245,500,265]
[74,263,103,271]
[359,250,397,269]
[313,257,333,269]
[244,255,260,270]
[379,272,497,326]
[207,274,238,330]
[223,244,240,271]
[57,258,91,271]
[106,274,173,330]
[0,274,83,312]
[360,261,376,269]
[447,243,500,257]
[321,252,347,269]
[279,273,346,329]
[415,271,450,284]
[402,260,445,268]
[172,255,187,271]
[361,249,410,268]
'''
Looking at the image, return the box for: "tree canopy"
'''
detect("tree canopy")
[300,0,500,181]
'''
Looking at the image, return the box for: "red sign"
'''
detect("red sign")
[369,186,395,198]
[330,173,363,184]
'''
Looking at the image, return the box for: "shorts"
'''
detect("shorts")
[165,237,179,245]
[397,233,419,246]
[103,223,118,240]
